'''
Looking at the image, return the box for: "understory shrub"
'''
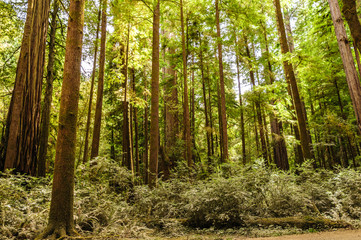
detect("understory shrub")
[0,157,360,239]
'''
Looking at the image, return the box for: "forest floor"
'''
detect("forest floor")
[119,229,361,240]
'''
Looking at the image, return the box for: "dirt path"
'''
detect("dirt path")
[251,229,361,240]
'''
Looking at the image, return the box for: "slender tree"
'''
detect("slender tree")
[38,0,60,176]
[91,0,108,159]
[82,6,101,164]
[215,0,229,162]
[180,0,193,167]
[273,0,312,160]
[149,0,160,187]
[36,0,85,237]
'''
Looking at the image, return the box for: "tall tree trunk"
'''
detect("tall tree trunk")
[90,0,107,159]
[274,0,313,160]
[144,73,149,184]
[1,0,51,175]
[215,0,229,162]
[329,0,361,133]
[38,0,59,176]
[263,26,289,170]
[164,42,178,176]
[36,0,85,237]
[235,36,247,164]
[149,0,160,188]
[132,70,140,175]
[82,7,101,164]
[200,37,212,166]
[206,67,215,156]
[180,0,193,168]
[122,26,133,171]
[245,40,268,163]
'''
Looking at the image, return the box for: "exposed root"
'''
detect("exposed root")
[35,224,79,240]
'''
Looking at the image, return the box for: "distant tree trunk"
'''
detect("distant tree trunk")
[199,37,212,166]
[274,0,313,160]
[132,70,140,175]
[215,0,229,162]
[164,43,178,176]
[82,7,101,164]
[206,67,215,156]
[144,73,149,184]
[329,0,361,134]
[180,0,193,168]
[35,0,85,238]
[190,55,196,160]
[91,0,107,159]
[38,0,59,176]
[263,27,289,170]
[235,36,247,164]
[217,79,224,160]
[122,26,133,172]
[149,0,160,188]
[1,0,51,175]
[244,40,268,163]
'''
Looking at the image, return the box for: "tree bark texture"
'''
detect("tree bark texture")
[38,0,59,176]
[149,0,160,188]
[342,0,361,55]
[1,0,51,175]
[215,0,229,162]
[329,0,361,134]
[36,0,85,237]
[91,0,107,159]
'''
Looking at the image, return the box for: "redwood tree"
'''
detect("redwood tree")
[1,0,51,175]
[91,0,108,159]
[215,0,229,162]
[149,0,160,187]
[36,0,85,237]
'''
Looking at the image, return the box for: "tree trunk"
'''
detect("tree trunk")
[180,0,193,168]
[273,0,313,160]
[329,0,361,133]
[235,36,247,165]
[207,67,215,156]
[90,0,107,159]
[144,73,149,184]
[215,0,229,162]
[200,37,212,166]
[132,70,140,175]
[342,0,361,55]
[1,0,51,175]
[36,0,85,237]
[82,7,101,164]
[38,0,59,176]
[149,0,160,188]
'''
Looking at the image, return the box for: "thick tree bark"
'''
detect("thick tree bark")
[36,0,85,238]
[38,0,59,176]
[215,0,229,162]
[82,7,101,164]
[329,0,361,134]
[180,0,193,168]
[273,0,313,160]
[1,0,51,175]
[91,0,107,159]
[342,0,361,55]
[149,0,160,188]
